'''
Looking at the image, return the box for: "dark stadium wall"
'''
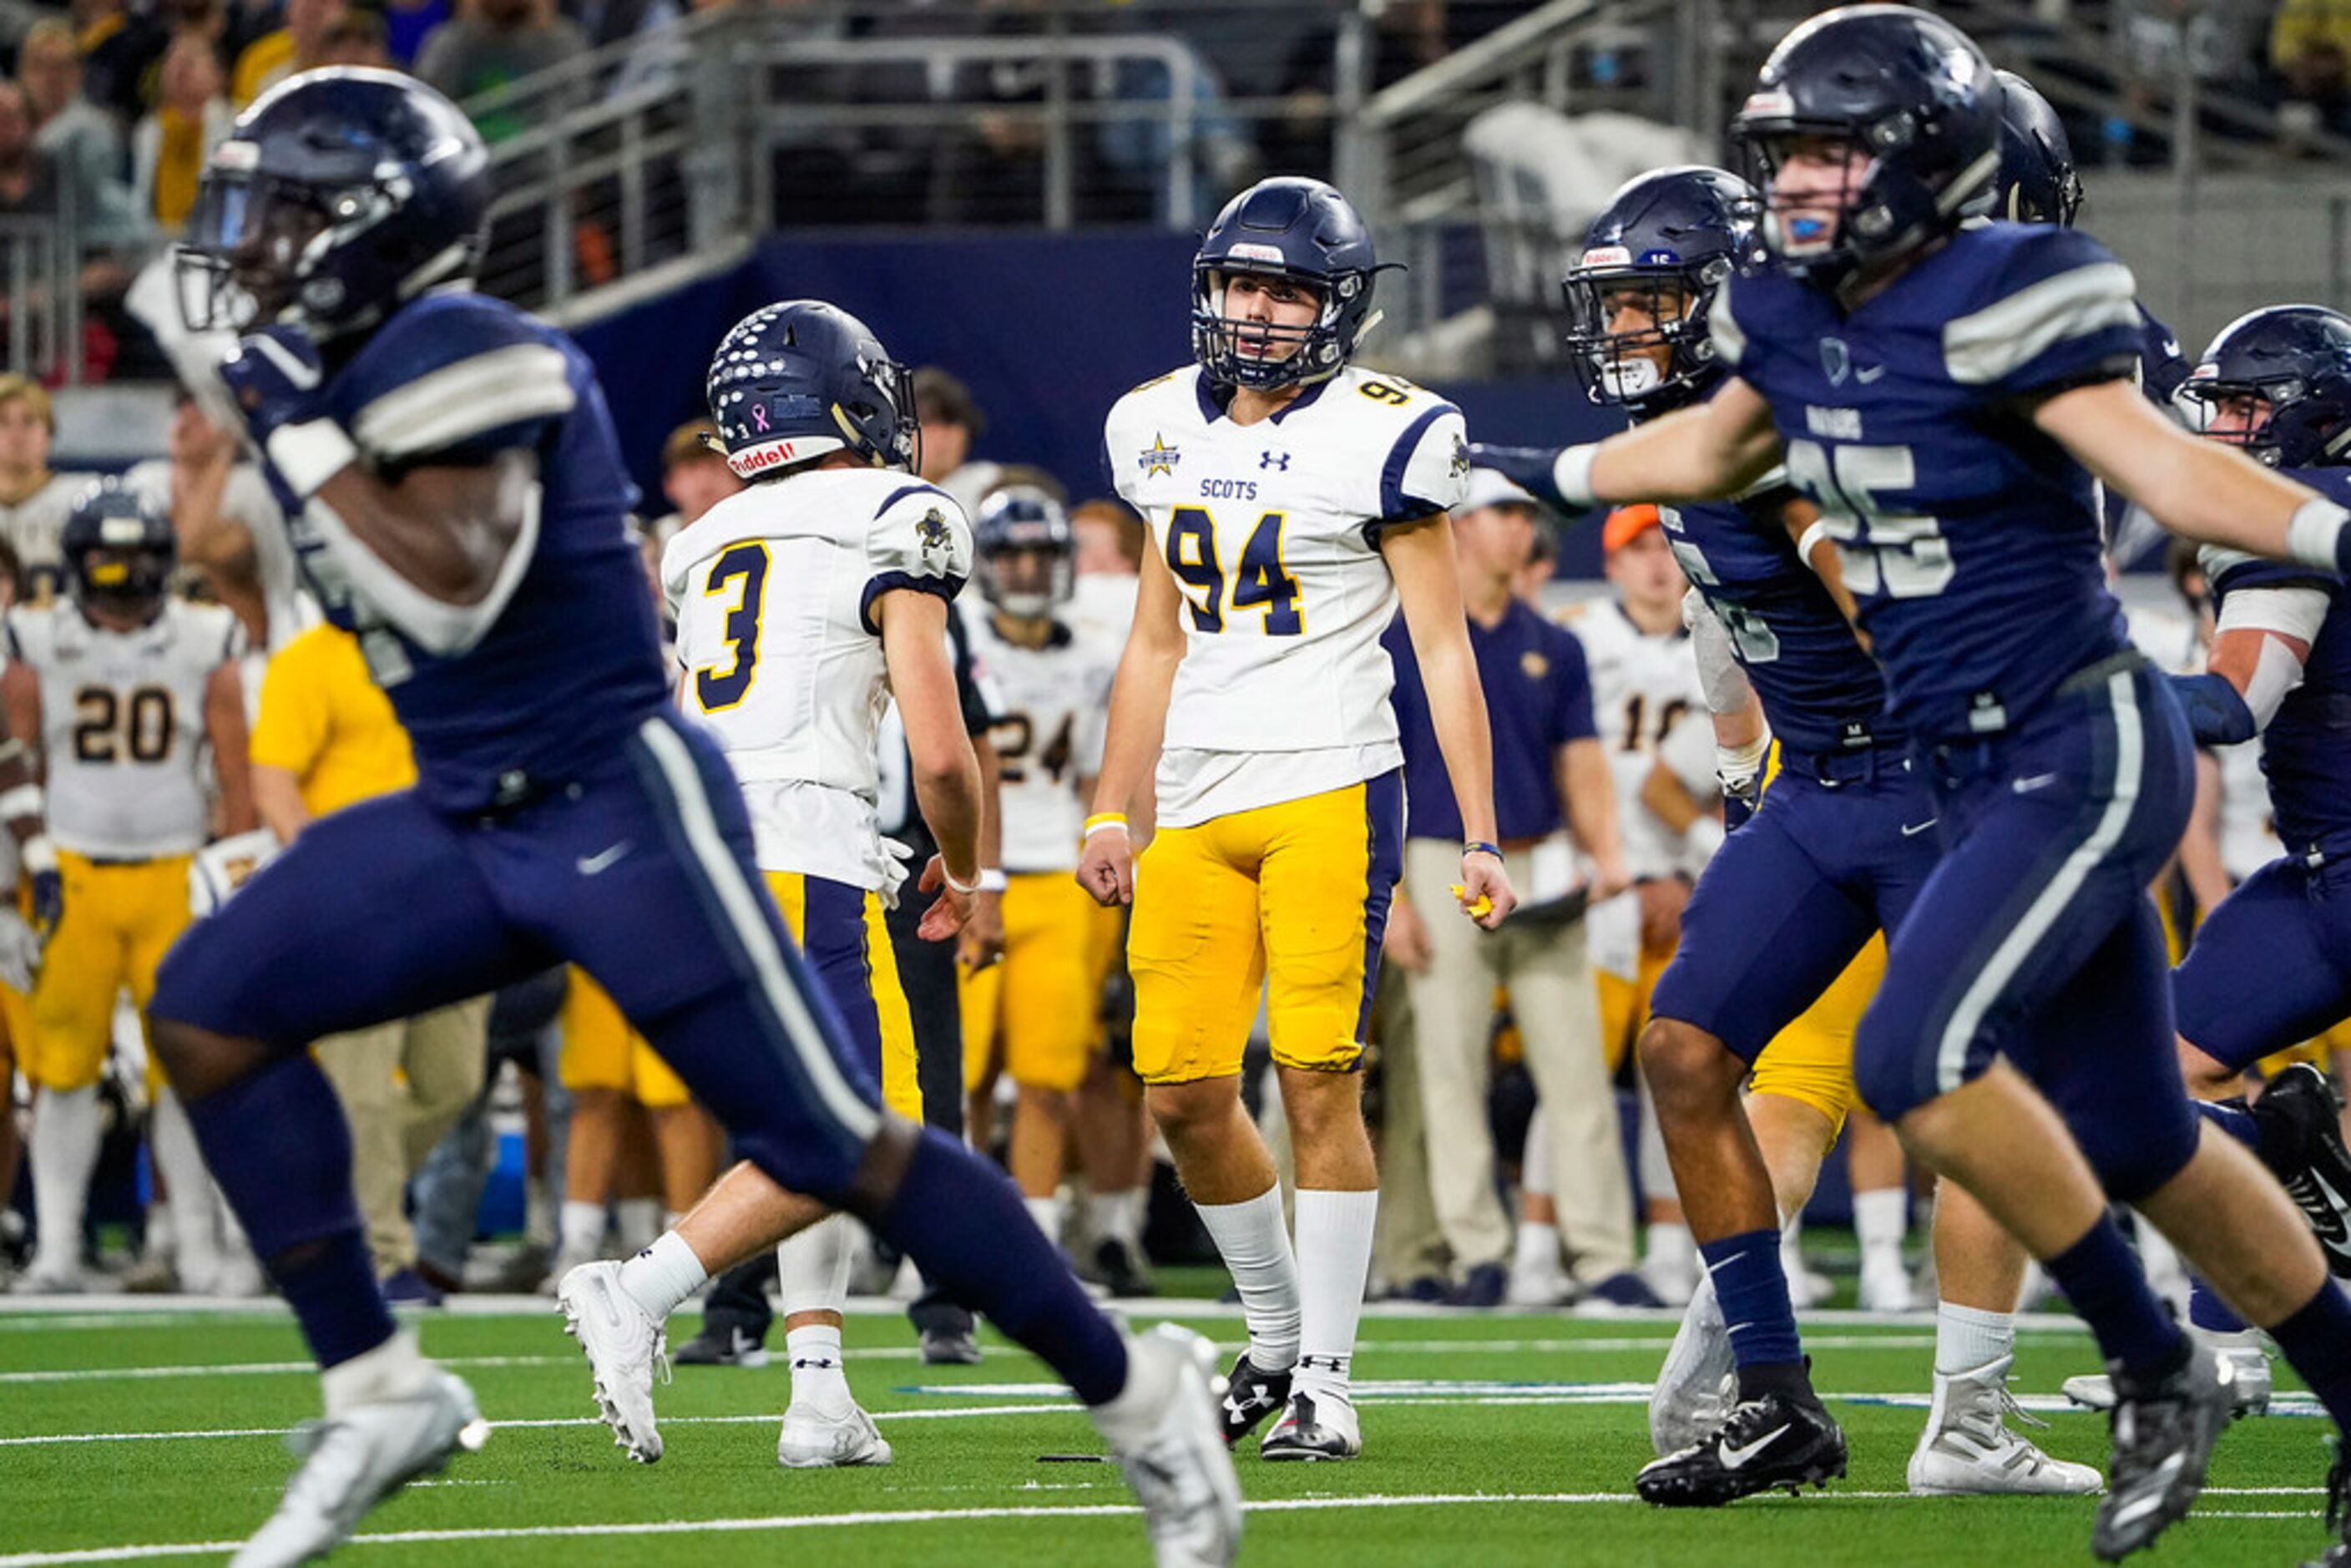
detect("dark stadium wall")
[574,231,1620,571]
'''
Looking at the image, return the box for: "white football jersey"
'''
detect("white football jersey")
[10,599,243,858]
[662,468,972,890]
[1069,569,1138,650]
[1104,364,1468,826]
[960,600,1115,873]
[1564,596,1712,881]
[120,459,311,651]
[0,471,101,593]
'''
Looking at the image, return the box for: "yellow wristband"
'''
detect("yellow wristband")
[1083,813,1130,840]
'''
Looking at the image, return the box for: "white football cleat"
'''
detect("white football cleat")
[1909,1355,2102,1495]
[556,1260,669,1463]
[2061,1333,2272,1419]
[231,1368,486,1567]
[1859,1253,1918,1313]
[1650,1272,1736,1459]
[1095,1324,1241,1568]
[776,1401,894,1468]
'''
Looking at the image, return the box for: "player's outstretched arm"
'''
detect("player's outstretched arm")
[205,660,257,836]
[2170,584,2325,746]
[2037,379,2351,575]
[1077,550,1185,908]
[1469,376,1784,515]
[880,588,983,942]
[1383,513,1518,928]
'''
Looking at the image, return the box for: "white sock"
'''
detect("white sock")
[559,1199,606,1259]
[617,1231,707,1318]
[1646,1221,1694,1281]
[776,1214,852,1318]
[1934,1300,2015,1377]
[1195,1186,1301,1372]
[614,1197,663,1254]
[29,1085,100,1277]
[1292,1187,1378,1404]
[1118,1187,1149,1244]
[320,1328,431,1419]
[150,1089,223,1291]
[1780,1212,1811,1272]
[1855,1187,1909,1267]
[784,1323,851,1417]
[1513,1218,1561,1277]
[1024,1194,1064,1247]
[1091,1327,1178,1441]
[145,1195,177,1265]
[1090,1191,1139,1248]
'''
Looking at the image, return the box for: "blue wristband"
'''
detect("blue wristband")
[1463,841,1504,862]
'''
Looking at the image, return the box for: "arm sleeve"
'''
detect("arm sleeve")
[859,485,973,636]
[1682,589,1756,717]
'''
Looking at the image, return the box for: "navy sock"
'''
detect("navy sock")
[1700,1229,1810,1403]
[2187,1275,2247,1334]
[2046,1213,2186,1376]
[180,1055,393,1369]
[2195,1100,2263,1159]
[2268,1282,2351,1430]
[872,1127,1129,1406]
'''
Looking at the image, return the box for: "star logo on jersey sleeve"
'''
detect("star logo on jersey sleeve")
[1139,434,1181,478]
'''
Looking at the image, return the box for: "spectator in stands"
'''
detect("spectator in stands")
[250,623,490,1306]
[913,366,999,518]
[78,0,174,127]
[131,33,233,234]
[0,376,99,597]
[232,0,346,106]
[22,21,130,222]
[381,0,453,67]
[316,9,392,68]
[415,0,588,141]
[2275,0,2351,142]
[122,386,302,649]
[1382,469,1633,1308]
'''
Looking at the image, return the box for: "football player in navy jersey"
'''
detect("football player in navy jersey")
[1476,8,2351,1559]
[141,68,1238,1567]
[1536,164,2096,1506]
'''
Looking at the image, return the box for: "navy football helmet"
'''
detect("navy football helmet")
[1192,177,1381,392]
[973,485,1075,620]
[705,300,918,479]
[62,478,175,608]
[177,68,490,340]
[1562,166,1762,417]
[1991,69,2083,228]
[1730,5,2002,290]
[2177,306,2351,468]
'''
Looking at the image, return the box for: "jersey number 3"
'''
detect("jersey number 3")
[1165,508,1302,636]
[695,543,770,712]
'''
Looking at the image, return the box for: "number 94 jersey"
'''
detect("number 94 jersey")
[1714,223,2141,742]
[1105,365,1468,825]
[8,599,244,858]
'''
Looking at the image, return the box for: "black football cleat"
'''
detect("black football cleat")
[1218,1352,1291,1446]
[1635,1391,1846,1507]
[1089,1237,1157,1299]
[2250,1065,2351,1278]
[2092,1342,2232,1562]
[2305,1436,2351,1567]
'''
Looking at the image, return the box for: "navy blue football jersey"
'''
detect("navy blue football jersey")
[1713,223,2144,741]
[268,291,671,812]
[1661,488,1899,757]
[2206,466,2351,856]
[2136,305,2190,407]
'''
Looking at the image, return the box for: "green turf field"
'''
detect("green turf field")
[0,1294,2337,1566]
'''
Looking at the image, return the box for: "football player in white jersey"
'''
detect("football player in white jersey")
[1079,176,1514,1460]
[5,479,252,1292]
[956,487,1120,1247]
[562,300,981,1470]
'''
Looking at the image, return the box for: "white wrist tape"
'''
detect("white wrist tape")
[942,865,981,896]
[1716,731,1772,787]
[1553,444,1600,509]
[264,418,360,501]
[2286,498,2351,573]
[20,833,55,876]
[977,868,1008,893]
[1796,518,1834,572]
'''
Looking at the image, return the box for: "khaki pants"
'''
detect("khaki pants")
[1403,838,1635,1282]
[316,999,492,1276]
[1368,964,1449,1289]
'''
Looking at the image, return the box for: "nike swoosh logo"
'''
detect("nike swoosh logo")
[1717,1424,1788,1470]
[2012,773,2058,794]
[2285,1171,2351,1257]
[577,842,632,876]
[1857,365,1888,383]
[247,334,321,389]
[1900,819,1938,837]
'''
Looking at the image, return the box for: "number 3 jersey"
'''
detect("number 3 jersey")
[662,467,973,891]
[1713,222,2143,742]
[1104,364,1468,827]
[7,599,243,858]
[958,601,1116,874]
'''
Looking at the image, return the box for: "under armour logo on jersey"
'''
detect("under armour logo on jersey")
[1260,451,1291,471]
[1821,336,1852,386]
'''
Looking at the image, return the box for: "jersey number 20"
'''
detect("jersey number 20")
[1165,508,1302,635]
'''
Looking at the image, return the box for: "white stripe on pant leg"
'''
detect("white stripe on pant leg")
[636,718,882,1143]
[1934,670,2146,1094]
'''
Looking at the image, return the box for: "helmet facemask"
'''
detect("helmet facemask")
[978,539,1073,620]
[1191,264,1361,392]
[1563,266,1718,409]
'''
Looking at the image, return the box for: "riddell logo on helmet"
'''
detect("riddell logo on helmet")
[1581,245,1633,268]
[728,438,808,477]
[1743,89,1796,118]
[1227,243,1287,264]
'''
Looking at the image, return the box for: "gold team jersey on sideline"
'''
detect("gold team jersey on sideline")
[1103,364,1469,826]
[249,623,417,817]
